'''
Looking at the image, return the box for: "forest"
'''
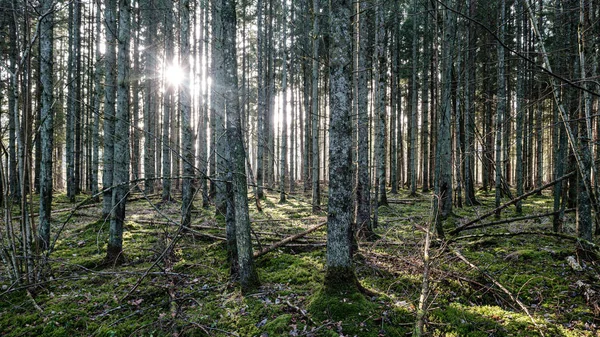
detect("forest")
[1,0,600,335]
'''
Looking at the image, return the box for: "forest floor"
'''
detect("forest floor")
[1,186,600,336]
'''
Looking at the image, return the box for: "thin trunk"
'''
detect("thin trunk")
[103,0,117,218]
[223,0,259,291]
[355,0,372,238]
[38,0,55,251]
[311,0,321,212]
[107,0,131,263]
[181,0,194,227]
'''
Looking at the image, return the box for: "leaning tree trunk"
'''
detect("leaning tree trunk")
[222,0,259,292]
[38,0,55,250]
[107,0,131,263]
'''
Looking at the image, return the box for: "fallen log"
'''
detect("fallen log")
[450,171,575,235]
[454,208,576,233]
[253,222,327,258]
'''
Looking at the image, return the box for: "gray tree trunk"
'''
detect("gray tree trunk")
[421,0,430,194]
[143,0,156,194]
[212,0,227,215]
[515,0,524,214]
[91,0,102,201]
[409,0,418,196]
[103,0,117,218]
[279,0,288,204]
[324,0,357,291]
[38,0,55,250]
[494,0,506,217]
[355,0,372,239]
[222,0,259,292]
[66,0,80,202]
[375,4,387,206]
[311,0,321,212]
[162,0,174,202]
[256,0,265,200]
[181,0,194,228]
[107,0,131,263]
[434,0,456,237]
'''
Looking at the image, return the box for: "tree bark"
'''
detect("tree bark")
[324,0,358,291]
[107,0,131,263]
[222,0,259,292]
[38,0,55,250]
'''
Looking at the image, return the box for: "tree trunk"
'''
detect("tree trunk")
[311,0,321,213]
[355,0,372,239]
[279,0,288,204]
[103,0,117,218]
[434,0,456,238]
[107,0,131,263]
[181,0,194,228]
[222,0,259,292]
[495,0,506,217]
[375,4,387,206]
[324,0,358,291]
[38,0,55,250]
[162,0,174,202]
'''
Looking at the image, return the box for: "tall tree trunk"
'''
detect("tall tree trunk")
[38,0,55,250]
[103,0,117,217]
[311,0,321,212]
[324,0,357,291]
[91,0,103,201]
[256,0,265,200]
[463,0,477,205]
[162,0,174,202]
[434,0,456,238]
[375,4,387,206]
[222,0,259,292]
[143,0,156,194]
[181,0,194,228]
[279,0,288,203]
[355,0,372,239]
[409,0,418,196]
[212,0,227,215]
[107,0,131,263]
[495,0,506,217]
[515,1,524,214]
[421,0,430,194]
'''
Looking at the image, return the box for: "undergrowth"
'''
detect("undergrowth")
[1,188,599,336]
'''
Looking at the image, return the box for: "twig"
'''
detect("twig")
[452,248,545,337]
[285,300,317,325]
[253,222,327,258]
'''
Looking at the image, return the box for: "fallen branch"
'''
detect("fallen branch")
[449,230,600,253]
[450,171,575,235]
[454,208,576,233]
[453,248,545,337]
[253,222,327,258]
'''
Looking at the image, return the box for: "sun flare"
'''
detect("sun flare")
[165,64,185,86]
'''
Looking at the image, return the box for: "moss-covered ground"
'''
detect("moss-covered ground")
[1,187,599,336]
